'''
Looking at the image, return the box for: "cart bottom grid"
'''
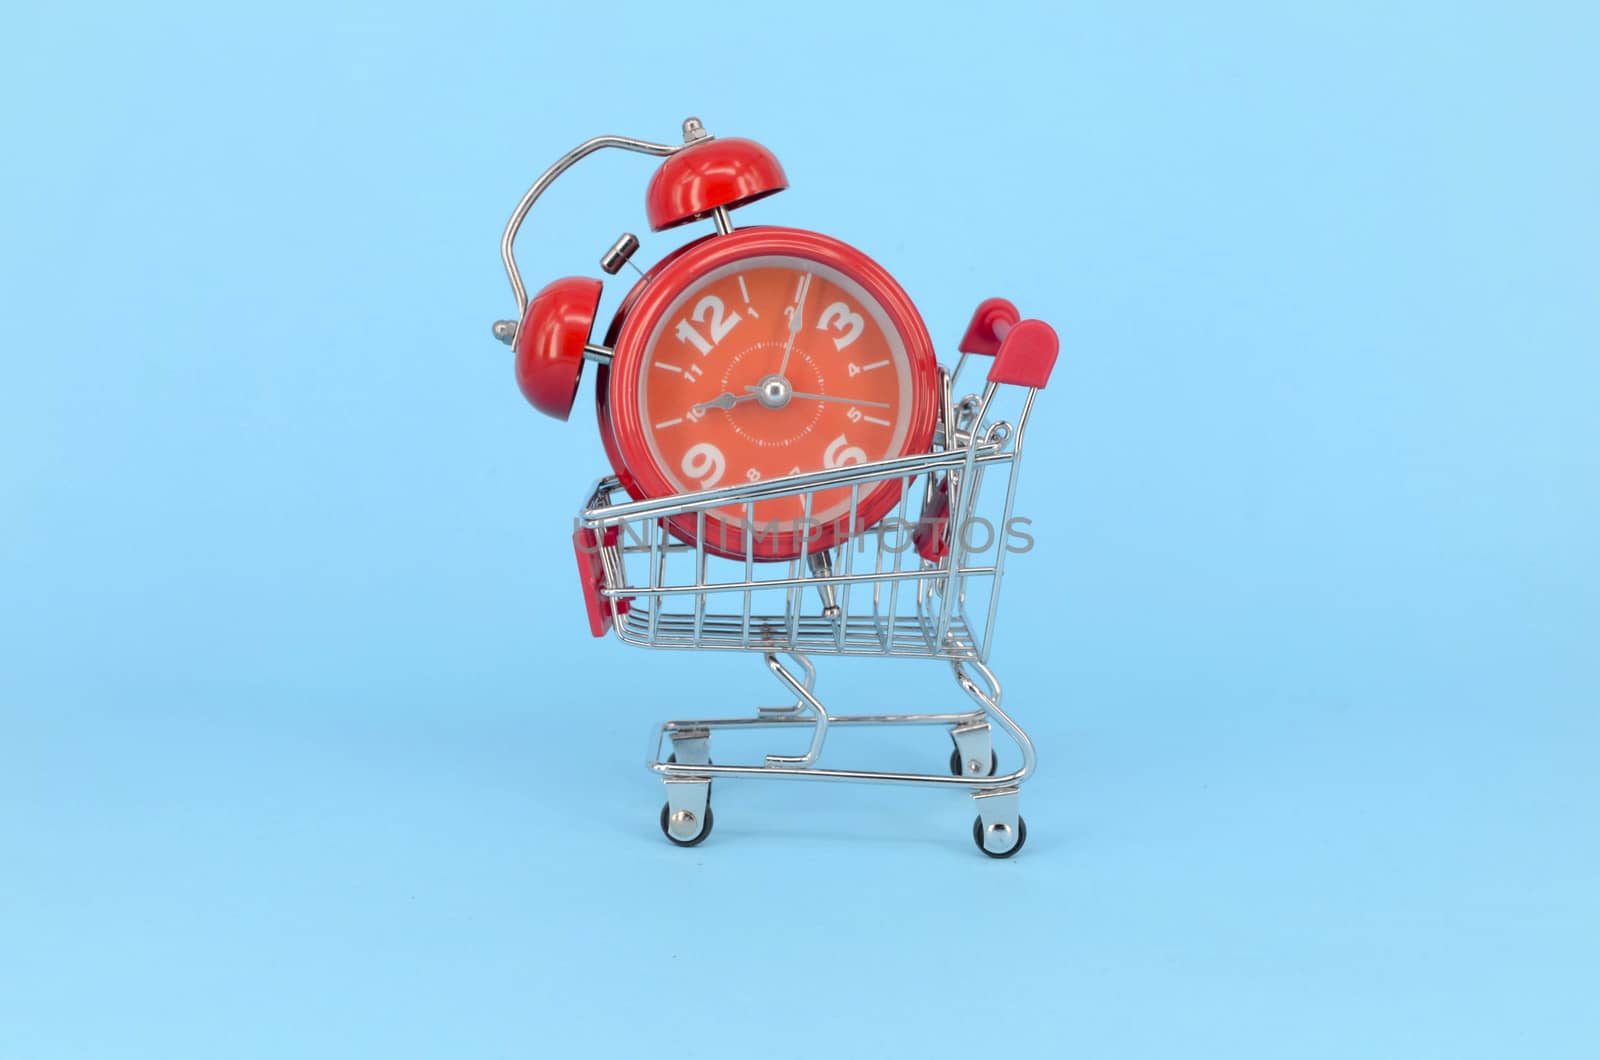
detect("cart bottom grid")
[615,609,984,658]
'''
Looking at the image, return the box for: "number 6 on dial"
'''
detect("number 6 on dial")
[823,433,868,468]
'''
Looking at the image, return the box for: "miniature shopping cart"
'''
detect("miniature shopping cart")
[574,303,1059,857]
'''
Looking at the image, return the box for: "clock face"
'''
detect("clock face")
[605,229,938,560]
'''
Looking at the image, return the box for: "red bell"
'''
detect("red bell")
[644,137,788,232]
[514,277,602,420]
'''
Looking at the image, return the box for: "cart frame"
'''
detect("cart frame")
[576,313,1059,857]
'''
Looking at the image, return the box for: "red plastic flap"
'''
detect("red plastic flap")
[959,298,1021,356]
[573,526,629,637]
[986,319,1059,389]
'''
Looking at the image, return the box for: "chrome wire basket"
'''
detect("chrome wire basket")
[583,441,1014,660]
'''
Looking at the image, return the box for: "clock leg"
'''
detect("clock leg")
[806,550,841,619]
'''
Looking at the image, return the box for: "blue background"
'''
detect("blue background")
[3,2,1596,1056]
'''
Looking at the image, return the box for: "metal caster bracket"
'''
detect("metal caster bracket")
[950,720,995,778]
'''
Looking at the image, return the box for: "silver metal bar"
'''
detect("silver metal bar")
[982,389,1036,658]
[646,511,661,645]
[757,652,815,715]
[868,479,890,648]
[661,709,985,731]
[597,522,626,630]
[692,509,707,646]
[616,615,979,656]
[884,473,913,654]
[647,762,1026,790]
[953,655,1036,784]
[623,610,969,631]
[761,653,829,766]
[741,498,755,649]
[937,366,956,449]
[935,382,994,649]
[623,640,978,660]
[500,133,678,314]
[836,482,860,651]
[973,381,1000,436]
[795,489,817,643]
[949,352,972,392]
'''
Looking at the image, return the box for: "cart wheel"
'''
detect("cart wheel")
[660,802,714,848]
[972,814,1026,859]
[950,748,999,777]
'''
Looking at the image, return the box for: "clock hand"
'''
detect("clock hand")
[692,391,760,414]
[743,385,891,409]
[776,272,812,380]
[791,392,892,409]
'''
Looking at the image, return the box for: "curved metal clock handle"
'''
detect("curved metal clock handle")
[496,120,708,337]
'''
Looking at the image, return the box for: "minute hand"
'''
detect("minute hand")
[776,273,811,379]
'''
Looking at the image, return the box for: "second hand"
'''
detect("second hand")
[744,385,891,409]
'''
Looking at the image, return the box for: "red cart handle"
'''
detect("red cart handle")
[958,298,1060,390]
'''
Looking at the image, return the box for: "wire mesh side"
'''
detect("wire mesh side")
[585,451,1018,660]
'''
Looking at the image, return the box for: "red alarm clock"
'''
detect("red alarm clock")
[495,118,939,560]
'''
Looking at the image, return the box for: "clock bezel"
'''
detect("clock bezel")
[601,226,939,561]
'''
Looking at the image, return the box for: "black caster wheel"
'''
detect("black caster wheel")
[972,814,1027,859]
[660,802,714,848]
[950,748,999,777]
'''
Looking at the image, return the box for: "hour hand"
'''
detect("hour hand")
[692,391,758,414]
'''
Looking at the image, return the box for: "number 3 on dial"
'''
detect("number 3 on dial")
[816,301,863,350]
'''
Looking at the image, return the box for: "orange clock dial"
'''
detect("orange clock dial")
[605,229,939,560]
[641,258,912,517]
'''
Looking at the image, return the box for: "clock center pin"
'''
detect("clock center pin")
[753,373,793,409]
